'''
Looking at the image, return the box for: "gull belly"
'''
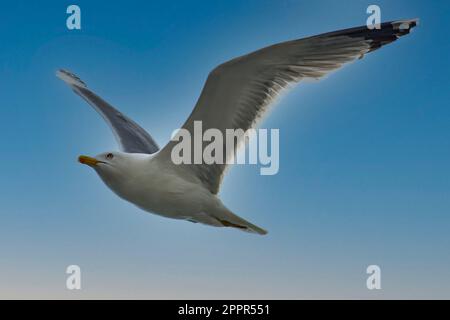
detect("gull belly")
[104,156,223,225]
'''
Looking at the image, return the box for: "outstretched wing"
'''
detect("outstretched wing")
[156,19,418,194]
[57,69,159,154]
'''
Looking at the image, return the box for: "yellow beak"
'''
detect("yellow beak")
[78,155,100,167]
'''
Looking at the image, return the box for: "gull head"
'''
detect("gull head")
[78,151,148,195]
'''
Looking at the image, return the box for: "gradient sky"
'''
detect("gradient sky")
[0,0,449,299]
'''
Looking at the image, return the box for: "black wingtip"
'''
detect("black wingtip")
[314,18,419,54]
[56,69,87,88]
[364,18,419,53]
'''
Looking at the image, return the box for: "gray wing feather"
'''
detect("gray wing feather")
[57,69,159,154]
[156,19,418,194]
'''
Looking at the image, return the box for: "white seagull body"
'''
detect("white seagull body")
[57,19,417,235]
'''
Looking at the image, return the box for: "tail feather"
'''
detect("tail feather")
[215,208,268,235]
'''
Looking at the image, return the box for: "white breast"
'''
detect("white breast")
[109,156,215,220]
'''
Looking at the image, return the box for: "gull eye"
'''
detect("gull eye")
[106,153,114,160]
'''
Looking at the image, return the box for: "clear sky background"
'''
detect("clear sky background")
[0,0,449,299]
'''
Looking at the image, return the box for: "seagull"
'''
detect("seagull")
[57,19,417,235]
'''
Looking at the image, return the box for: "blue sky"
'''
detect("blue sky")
[0,0,449,298]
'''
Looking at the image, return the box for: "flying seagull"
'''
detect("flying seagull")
[57,19,417,235]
